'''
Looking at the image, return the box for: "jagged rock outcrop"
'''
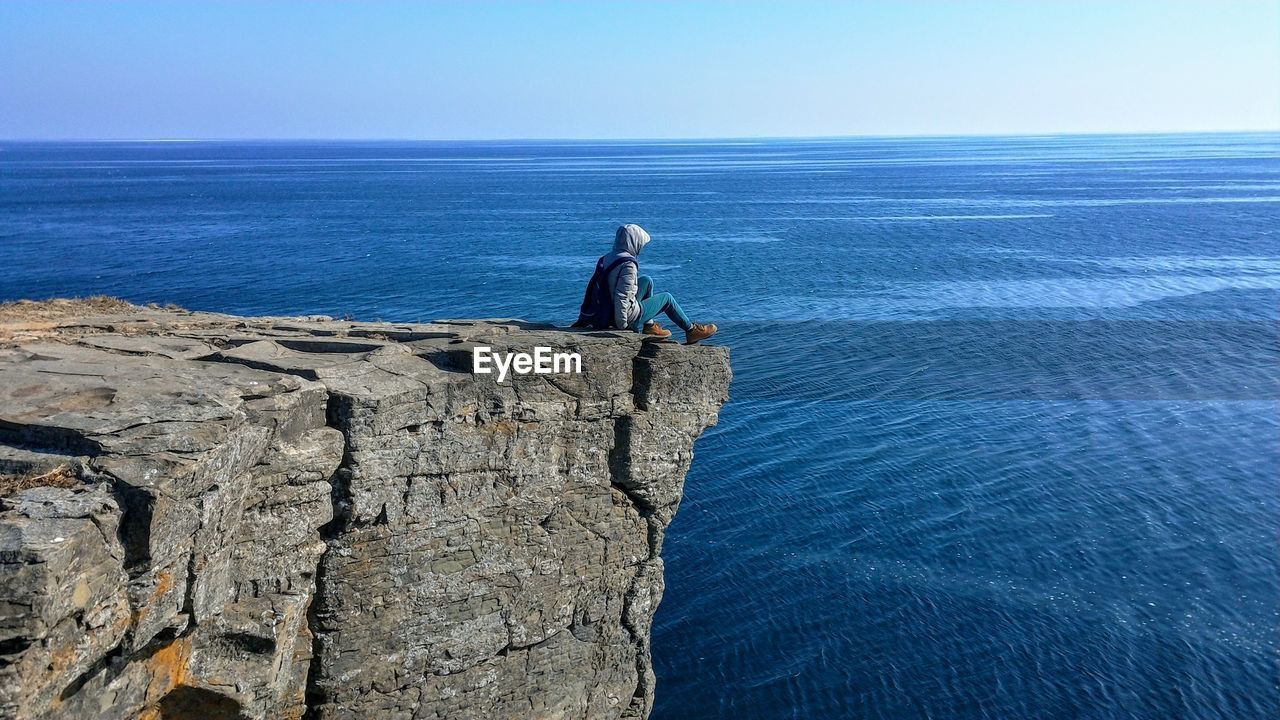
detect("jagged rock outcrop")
[0,304,730,720]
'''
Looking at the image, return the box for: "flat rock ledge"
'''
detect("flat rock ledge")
[0,304,730,720]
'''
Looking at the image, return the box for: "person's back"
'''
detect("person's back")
[576,224,717,345]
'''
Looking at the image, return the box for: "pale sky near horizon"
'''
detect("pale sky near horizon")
[1,0,1276,140]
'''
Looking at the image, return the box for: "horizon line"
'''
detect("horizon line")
[2,128,1278,144]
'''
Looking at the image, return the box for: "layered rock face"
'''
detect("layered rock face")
[0,305,729,720]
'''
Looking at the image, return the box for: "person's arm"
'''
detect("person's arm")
[612,261,638,329]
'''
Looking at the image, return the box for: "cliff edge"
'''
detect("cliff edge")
[0,301,730,720]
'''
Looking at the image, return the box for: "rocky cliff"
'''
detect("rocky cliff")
[0,302,730,720]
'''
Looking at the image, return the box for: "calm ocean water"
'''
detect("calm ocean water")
[2,134,1278,719]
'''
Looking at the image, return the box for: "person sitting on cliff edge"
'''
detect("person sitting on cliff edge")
[573,224,718,344]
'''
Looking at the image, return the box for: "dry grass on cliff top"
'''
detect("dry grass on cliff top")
[0,295,160,344]
[0,295,137,323]
[0,464,82,499]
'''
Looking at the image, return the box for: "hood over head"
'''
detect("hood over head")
[612,224,651,256]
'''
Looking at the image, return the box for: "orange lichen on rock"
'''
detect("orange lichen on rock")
[131,570,178,628]
[153,570,176,598]
[141,635,193,708]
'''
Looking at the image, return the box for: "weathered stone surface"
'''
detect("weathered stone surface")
[0,304,729,719]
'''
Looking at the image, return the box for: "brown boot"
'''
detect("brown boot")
[684,323,718,345]
[642,321,671,339]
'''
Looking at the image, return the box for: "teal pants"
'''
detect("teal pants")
[629,275,692,331]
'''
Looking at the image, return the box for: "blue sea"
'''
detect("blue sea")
[2,134,1278,719]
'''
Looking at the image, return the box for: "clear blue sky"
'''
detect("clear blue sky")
[1,1,1276,139]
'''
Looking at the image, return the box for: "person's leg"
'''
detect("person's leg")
[635,275,654,301]
[655,293,693,330]
[631,291,692,332]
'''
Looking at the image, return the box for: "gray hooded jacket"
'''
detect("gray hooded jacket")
[603,224,650,329]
